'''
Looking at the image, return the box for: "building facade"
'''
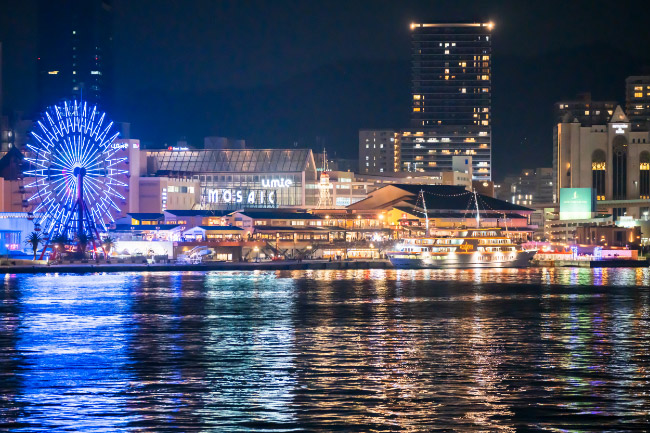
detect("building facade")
[404,22,492,180]
[358,129,399,174]
[498,168,555,206]
[145,148,318,209]
[554,105,650,219]
[399,129,490,178]
[626,75,650,131]
[555,93,616,126]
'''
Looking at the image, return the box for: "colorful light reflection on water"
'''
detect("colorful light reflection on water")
[0,268,649,431]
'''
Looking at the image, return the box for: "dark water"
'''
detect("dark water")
[1,268,650,432]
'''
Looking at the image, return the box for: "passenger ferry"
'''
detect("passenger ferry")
[386,190,536,268]
[387,227,537,268]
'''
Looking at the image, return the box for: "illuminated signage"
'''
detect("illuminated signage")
[206,188,277,207]
[459,244,473,251]
[168,146,189,151]
[261,178,293,188]
[112,143,129,149]
[161,188,167,211]
[559,188,595,220]
[612,123,629,134]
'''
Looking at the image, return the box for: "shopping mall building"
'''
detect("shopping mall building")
[95,143,477,215]
[145,148,318,209]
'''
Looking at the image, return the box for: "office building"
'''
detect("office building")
[626,75,650,131]
[358,129,399,174]
[554,105,650,219]
[402,22,492,180]
[37,0,113,111]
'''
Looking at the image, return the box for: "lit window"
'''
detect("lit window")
[444,50,449,54]
[413,94,421,100]
[635,92,643,98]
[461,88,466,93]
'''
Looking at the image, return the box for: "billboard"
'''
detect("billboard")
[559,188,595,220]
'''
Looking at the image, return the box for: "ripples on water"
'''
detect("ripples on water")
[1,268,649,432]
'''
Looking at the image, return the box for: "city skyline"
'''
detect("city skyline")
[1,0,650,179]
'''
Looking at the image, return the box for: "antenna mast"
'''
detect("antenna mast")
[474,189,480,228]
[317,148,332,208]
[420,189,429,235]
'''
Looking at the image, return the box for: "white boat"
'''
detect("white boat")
[386,190,536,268]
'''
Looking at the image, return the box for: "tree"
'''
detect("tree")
[75,232,92,257]
[102,236,116,257]
[25,231,43,260]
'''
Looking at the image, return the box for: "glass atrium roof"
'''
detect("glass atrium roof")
[147,149,314,173]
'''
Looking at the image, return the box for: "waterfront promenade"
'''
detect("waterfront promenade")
[0,258,647,274]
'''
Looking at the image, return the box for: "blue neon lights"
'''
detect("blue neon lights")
[24,101,125,238]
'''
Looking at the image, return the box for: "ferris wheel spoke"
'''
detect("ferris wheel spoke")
[45,112,62,139]
[100,132,120,150]
[79,150,103,169]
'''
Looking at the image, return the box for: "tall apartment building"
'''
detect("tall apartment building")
[37,0,114,112]
[400,22,493,180]
[626,76,650,131]
[358,129,399,174]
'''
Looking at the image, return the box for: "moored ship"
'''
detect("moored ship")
[386,189,536,268]
[387,227,537,268]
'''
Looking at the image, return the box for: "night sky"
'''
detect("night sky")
[2,0,650,179]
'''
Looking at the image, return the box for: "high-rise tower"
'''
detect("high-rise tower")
[37,0,113,112]
[401,22,493,180]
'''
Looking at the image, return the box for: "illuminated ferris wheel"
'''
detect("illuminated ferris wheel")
[24,100,126,241]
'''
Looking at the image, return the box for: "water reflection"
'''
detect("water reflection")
[0,268,648,431]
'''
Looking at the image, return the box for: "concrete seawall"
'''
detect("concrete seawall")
[532,259,649,268]
[0,260,394,275]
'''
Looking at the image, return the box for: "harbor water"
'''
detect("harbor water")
[1,268,649,431]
